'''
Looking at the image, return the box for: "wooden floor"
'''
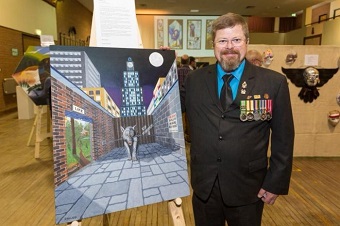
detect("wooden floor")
[0,111,340,226]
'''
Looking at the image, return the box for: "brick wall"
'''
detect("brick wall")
[153,82,186,155]
[52,78,117,186]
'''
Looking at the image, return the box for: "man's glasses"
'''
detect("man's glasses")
[214,38,245,47]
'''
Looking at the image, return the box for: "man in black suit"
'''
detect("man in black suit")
[182,13,294,226]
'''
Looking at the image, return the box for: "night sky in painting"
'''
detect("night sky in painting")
[50,45,176,108]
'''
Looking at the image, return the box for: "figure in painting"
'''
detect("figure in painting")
[121,125,138,161]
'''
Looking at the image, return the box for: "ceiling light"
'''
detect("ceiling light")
[190,9,199,13]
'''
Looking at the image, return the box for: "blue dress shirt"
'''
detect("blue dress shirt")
[217,60,245,100]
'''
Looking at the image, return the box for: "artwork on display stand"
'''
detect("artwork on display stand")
[12,46,51,106]
[50,45,190,224]
[168,19,183,49]
[187,20,202,50]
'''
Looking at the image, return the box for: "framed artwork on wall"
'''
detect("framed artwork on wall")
[303,34,322,45]
[154,16,217,56]
[168,19,183,49]
[205,19,214,49]
[187,20,202,50]
[156,19,164,48]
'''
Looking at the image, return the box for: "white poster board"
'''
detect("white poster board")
[90,0,143,48]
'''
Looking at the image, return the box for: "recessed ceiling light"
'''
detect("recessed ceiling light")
[190,9,199,13]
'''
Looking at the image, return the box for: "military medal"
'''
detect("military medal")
[253,100,261,121]
[260,99,267,120]
[239,100,247,121]
[266,99,272,120]
[247,112,254,121]
[240,113,247,121]
[246,100,254,121]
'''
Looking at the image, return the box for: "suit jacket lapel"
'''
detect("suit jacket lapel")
[234,61,257,106]
[203,65,225,112]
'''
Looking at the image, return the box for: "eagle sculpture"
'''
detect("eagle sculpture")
[282,67,339,103]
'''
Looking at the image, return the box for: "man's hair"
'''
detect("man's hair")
[211,13,249,44]
[181,54,189,65]
[189,56,196,64]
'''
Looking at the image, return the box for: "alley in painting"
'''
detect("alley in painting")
[54,142,189,224]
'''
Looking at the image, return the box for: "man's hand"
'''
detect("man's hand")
[257,188,278,205]
[160,46,171,50]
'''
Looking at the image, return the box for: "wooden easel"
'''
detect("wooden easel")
[66,198,186,226]
[27,105,52,158]
[168,198,186,226]
[66,213,110,226]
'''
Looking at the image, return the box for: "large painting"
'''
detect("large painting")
[50,45,189,224]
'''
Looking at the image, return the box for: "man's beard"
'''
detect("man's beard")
[219,49,241,72]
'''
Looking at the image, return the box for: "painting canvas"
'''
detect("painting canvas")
[156,19,164,48]
[168,19,183,49]
[205,19,214,50]
[12,46,51,106]
[50,45,189,224]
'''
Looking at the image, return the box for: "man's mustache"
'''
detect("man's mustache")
[221,49,239,55]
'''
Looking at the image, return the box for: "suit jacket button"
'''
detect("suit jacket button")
[217,158,222,162]
[221,114,225,119]
[219,136,223,140]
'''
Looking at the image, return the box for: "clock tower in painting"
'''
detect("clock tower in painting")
[121,57,146,117]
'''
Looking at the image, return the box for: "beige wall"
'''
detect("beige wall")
[137,15,154,49]
[322,19,340,45]
[0,0,57,39]
[249,33,285,45]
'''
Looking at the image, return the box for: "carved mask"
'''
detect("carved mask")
[262,49,274,66]
[285,51,297,65]
[328,110,340,126]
